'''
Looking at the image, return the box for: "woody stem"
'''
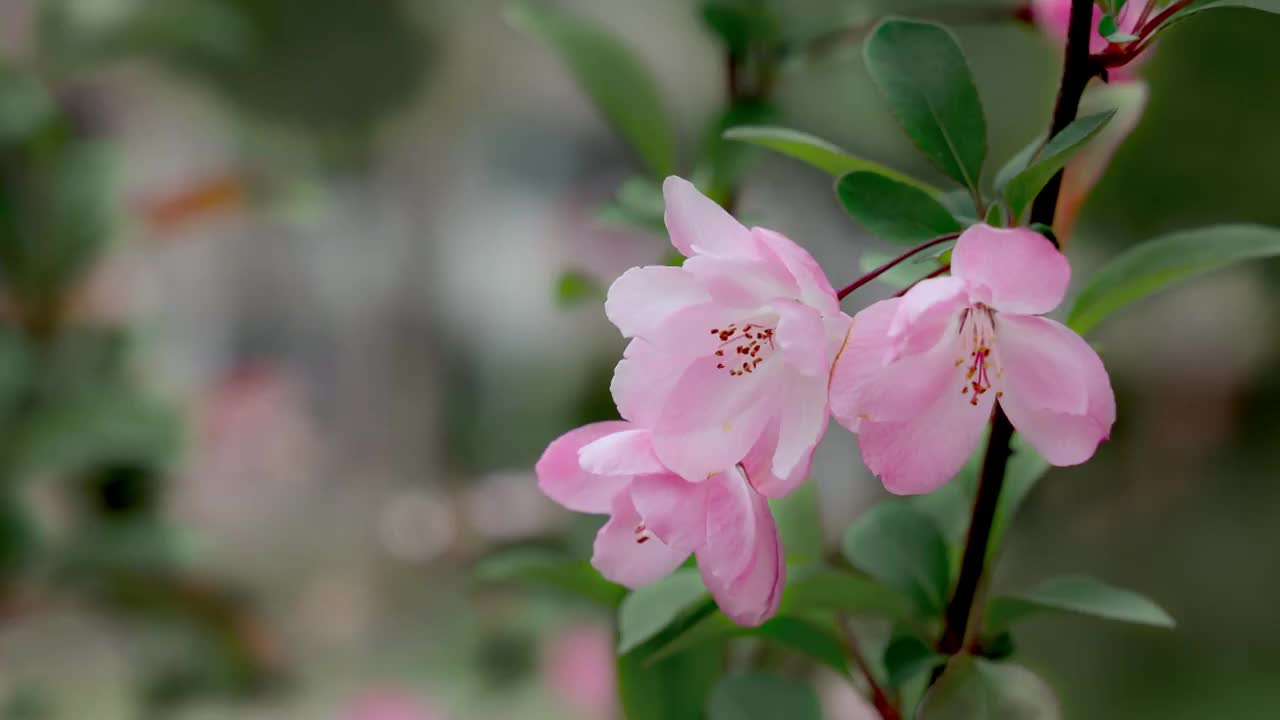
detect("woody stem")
[935,0,1098,663]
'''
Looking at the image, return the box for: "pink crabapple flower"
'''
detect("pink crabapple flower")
[829,224,1115,495]
[536,421,784,626]
[605,177,851,493]
[1032,0,1154,82]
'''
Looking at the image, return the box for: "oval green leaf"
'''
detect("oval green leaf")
[722,125,940,194]
[985,575,1175,634]
[837,171,963,244]
[507,0,677,178]
[474,547,626,607]
[998,111,1115,220]
[842,500,951,617]
[618,568,710,653]
[863,19,987,192]
[1067,224,1280,335]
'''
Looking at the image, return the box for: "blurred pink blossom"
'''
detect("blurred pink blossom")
[1032,0,1154,81]
[542,622,617,717]
[343,689,442,720]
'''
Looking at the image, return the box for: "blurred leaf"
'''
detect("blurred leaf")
[864,19,987,192]
[779,567,913,619]
[769,482,823,565]
[4,382,181,484]
[985,575,1175,633]
[938,188,980,225]
[699,1,778,55]
[555,270,605,308]
[508,0,677,178]
[723,126,940,194]
[755,617,850,674]
[998,111,1114,220]
[0,138,115,302]
[474,547,625,607]
[858,251,929,287]
[837,171,962,244]
[706,672,822,720]
[57,519,186,581]
[843,500,951,617]
[984,201,1006,227]
[884,633,943,688]
[695,100,776,206]
[1156,0,1280,32]
[1,686,51,720]
[618,568,710,653]
[597,176,667,235]
[1066,224,1280,335]
[919,656,1061,719]
[988,436,1050,562]
[620,641,723,720]
[0,66,54,145]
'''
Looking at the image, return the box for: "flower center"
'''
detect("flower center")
[709,323,776,377]
[634,522,654,545]
[956,305,1001,406]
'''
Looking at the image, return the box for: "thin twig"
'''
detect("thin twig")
[836,233,958,301]
[836,613,901,720]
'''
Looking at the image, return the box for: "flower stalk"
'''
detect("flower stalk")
[836,233,959,301]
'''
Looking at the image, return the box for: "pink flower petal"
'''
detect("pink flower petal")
[536,421,635,513]
[998,318,1115,466]
[752,227,840,316]
[578,428,666,477]
[741,414,813,498]
[770,372,829,482]
[951,225,1070,315]
[830,298,900,433]
[652,355,783,481]
[854,331,995,495]
[605,265,711,338]
[682,254,795,308]
[889,276,968,359]
[994,314,1090,416]
[630,473,709,554]
[697,470,784,626]
[773,299,829,377]
[592,491,690,588]
[663,176,755,259]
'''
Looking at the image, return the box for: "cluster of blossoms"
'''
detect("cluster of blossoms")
[537,178,1115,625]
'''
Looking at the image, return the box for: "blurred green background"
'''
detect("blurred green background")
[0,0,1278,718]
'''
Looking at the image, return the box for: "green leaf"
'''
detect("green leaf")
[986,575,1175,633]
[4,383,181,484]
[699,1,777,55]
[618,568,710,653]
[988,436,1051,561]
[555,270,604,308]
[1067,224,1280,335]
[757,617,850,675]
[884,634,943,688]
[769,482,823,566]
[843,500,951,617]
[984,201,1007,227]
[0,64,55,144]
[619,641,724,720]
[779,568,913,619]
[998,111,1114,220]
[1153,0,1280,32]
[920,656,1062,720]
[863,19,987,192]
[474,547,625,607]
[837,171,963,244]
[1097,14,1139,43]
[507,0,677,178]
[722,126,940,194]
[706,673,822,720]
[0,139,116,302]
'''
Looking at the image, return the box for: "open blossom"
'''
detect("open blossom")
[536,421,783,626]
[1032,0,1154,81]
[606,177,851,491]
[830,225,1115,495]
